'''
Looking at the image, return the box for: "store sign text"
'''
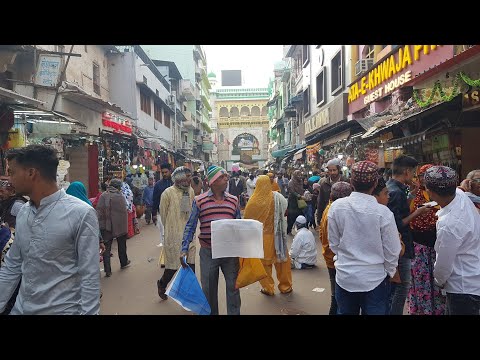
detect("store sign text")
[348,45,442,104]
[102,112,132,134]
[305,107,330,135]
[363,71,411,105]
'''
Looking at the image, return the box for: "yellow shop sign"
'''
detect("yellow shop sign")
[348,45,442,104]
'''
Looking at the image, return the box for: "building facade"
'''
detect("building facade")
[212,87,269,170]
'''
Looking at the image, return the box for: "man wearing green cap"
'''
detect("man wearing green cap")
[180,165,242,315]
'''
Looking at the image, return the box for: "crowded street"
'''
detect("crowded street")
[0,45,479,316]
[100,221,331,315]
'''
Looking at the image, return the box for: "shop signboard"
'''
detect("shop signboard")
[34,54,62,87]
[348,45,454,114]
[102,112,132,134]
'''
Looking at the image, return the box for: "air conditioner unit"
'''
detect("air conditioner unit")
[355,58,374,76]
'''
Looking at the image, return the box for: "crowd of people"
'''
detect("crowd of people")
[0,144,479,315]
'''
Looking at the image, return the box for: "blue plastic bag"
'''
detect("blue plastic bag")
[165,263,211,315]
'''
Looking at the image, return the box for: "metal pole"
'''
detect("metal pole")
[51,45,74,112]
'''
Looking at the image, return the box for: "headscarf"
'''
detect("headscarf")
[351,161,379,185]
[424,166,458,190]
[312,183,320,191]
[288,170,304,195]
[410,186,439,232]
[267,173,281,192]
[244,175,274,232]
[110,178,122,190]
[66,181,92,206]
[121,181,134,212]
[331,181,353,199]
[417,164,434,190]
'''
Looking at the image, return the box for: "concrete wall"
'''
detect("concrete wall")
[108,51,137,119]
[141,45,194,82]
[65,45,111,102]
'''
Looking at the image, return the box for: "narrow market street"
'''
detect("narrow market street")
[100,219,332,315]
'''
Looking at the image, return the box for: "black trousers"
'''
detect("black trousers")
[158,263,195,290]
[447,293,480,315]
[327,267,338,315]
[103,233,128,274]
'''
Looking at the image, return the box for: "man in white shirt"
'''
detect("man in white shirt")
[425,166,480,315]
[246,174,256,197]
[290,215,317,269]
[328,161,401,315]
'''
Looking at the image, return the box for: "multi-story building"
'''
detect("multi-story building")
[0,45,135,196]
[108,46,175,151]
[212,87,270,170]
[141,45,212,161]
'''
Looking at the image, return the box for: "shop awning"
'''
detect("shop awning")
[0,86,45,106]
[385,131,427,148]
[360,98,461,140]
[293,147,306,161]
[271,146,292,158]
[9,104,87,128]
[322,129,351,146]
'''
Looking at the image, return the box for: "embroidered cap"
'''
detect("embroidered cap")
[331,181,353,199]
[351,161,379,184]
[425,166,458,188]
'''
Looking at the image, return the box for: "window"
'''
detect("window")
[164,112,171,128]
[93,62,100,95]
[156,89,159,96]
[316,68,325,106]
[302,45,310,67]
[140,90,151,115]
[363,45,375,59]
[303,86,310,116]
[331,47,344,95]
[143,75,147,84]
[154,102,162,123]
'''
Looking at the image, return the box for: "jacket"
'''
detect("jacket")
[96,188,128,238]
[316,175,348,224]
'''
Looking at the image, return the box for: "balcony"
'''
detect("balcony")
[182,142,193,150]
[182,110,195,129]
[180,79,196,101]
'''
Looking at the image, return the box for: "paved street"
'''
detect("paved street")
[100,219,332,315]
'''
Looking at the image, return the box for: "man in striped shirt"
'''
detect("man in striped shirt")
[180,165,241,315]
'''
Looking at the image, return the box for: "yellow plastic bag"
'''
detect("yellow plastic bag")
[235,258,267,289]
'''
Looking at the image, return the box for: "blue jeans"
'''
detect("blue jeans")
[446,293,480,315]
[389,256,412,315]
[335,277,390,315]
[199,247,241,315]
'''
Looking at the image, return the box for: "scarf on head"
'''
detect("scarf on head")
[66,181,92,206]
[288,170,304,195]
[410,189,438,232]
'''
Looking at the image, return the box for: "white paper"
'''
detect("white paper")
[312,288,325,293]
[422,201,438,207]
[211,219,264,259]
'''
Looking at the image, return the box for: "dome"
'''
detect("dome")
[207,72,216,78]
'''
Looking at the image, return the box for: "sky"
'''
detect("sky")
[202,45,284,88]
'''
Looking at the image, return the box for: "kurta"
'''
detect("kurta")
[160,186,196,269]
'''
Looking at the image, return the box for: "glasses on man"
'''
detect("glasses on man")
[471,178,480,184]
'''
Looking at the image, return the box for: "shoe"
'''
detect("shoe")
[120,260,131,269]
[281,288,293,294]
[160,264,165,268]
[260,289,274,296]
[157,280,168,300]
[105,272,112,277]
[146,221,150,225]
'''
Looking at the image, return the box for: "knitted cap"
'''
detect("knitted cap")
[207,165,227,185]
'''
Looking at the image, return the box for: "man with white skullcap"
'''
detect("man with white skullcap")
[425,166,480,315]
[316,158,348,225]
[289,215,317,270]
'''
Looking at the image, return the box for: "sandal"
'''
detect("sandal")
[260,289,274,296]
[281,288,293,294]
